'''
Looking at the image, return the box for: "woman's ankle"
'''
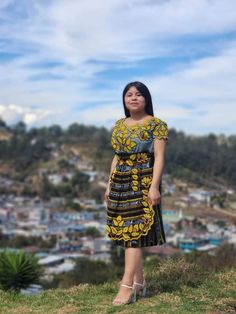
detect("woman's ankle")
[121,275,133,286]
[133,274,144,284]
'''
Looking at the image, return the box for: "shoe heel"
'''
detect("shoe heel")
[134,279,147,298]
[132,288,137,303]
[142,285,147,297]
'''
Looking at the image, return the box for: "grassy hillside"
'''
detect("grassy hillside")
[0,260,235,314]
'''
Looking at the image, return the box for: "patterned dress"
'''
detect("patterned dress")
[106,116,168,248]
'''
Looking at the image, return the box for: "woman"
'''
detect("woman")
[105,81,168,305]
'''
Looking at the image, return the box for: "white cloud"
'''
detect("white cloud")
[72,39,236,135]
[146,41,236,134]
[2,0,236,62]
[0,0,236,134]
[0,104,51,126]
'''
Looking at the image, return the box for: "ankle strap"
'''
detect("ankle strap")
[121,284,133,289]
[134,281,145,287]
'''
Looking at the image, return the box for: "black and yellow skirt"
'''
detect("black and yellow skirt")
[106,152,166,248]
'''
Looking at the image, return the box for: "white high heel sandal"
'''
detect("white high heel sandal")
[112,283,137,306]
[133,279,147,297]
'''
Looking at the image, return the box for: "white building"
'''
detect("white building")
[189,190,212,204]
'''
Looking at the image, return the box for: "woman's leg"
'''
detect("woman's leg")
[113,247,142,303]
[133,248,144,291]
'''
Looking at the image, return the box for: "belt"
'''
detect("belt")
[116,151,154,157]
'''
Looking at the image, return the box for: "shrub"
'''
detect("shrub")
[185,243,236,272]
[0,250,42,293]
[144,255,162,274]
[57,258,116,288]
[148,257,208,294]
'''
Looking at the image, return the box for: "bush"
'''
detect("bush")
[0,250,42,293]
[148,257,208,294]
[56,258,116,288]
[185,243,236,272]
[144,255,162,274]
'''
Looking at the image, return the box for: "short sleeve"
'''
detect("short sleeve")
[111,118,123,151]
[111,118,121,134]
[153,119,168,140]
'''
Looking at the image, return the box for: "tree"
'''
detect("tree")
[0,118,7,128]
[65,199,82,211]
[71,171,90,193]
[48,125,63,138]
[84,227,101,237]
[12,121,27,136]
[39,175,55,199]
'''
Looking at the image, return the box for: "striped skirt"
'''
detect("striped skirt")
[106,152,166,248]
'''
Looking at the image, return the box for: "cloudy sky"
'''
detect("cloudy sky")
[0,0,236,135]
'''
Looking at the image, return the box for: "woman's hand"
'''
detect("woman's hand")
[104,184,111,204]
[148,185,161,206]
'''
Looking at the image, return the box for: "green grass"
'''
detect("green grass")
[0,268,235,314]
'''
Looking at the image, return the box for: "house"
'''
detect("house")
[174,180,188,192]
[207,234,228,246]
[177,232,227,252]
[48,174,63,185]
[38,254,75,275]
[21,284,43,295]
[81,171,97,182]
[57,238,83,252]
[162,209,183,223]
[188,190,213,205]
[67,224,86,233]
[178,237,209,251]
[81,236,110,254]
[0,208,10,223]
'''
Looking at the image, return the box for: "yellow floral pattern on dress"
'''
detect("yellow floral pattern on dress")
[141,176,152,188]
[106,163,156,242]
[106,116,168,242]
[111,122,137,152]
[137,153,149,163]
[107,200,154,241]
[111,117,168,154]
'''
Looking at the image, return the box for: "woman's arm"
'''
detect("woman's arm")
[148,139,167,205]
[104,154,118,203]
[108,154,118,184]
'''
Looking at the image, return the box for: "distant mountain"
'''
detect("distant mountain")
[0,119,235,189]
[166,129,236,189]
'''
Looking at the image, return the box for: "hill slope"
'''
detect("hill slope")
[0,268,235,314]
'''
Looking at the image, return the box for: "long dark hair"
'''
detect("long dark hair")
[122,81,154,117]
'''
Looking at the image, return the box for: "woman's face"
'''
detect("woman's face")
[124,86,146,114]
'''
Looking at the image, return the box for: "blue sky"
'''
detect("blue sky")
[0,0,236,135]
